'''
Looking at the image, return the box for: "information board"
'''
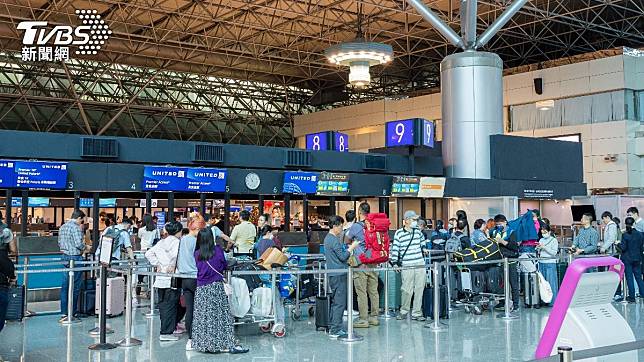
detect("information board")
[186,168,227,192]
[306,132,329,151]
[316,172,349,196]
[142,166,186,191]
[386,119,415,147]
[417,177,445,198]
[391,176,420,197]
[11,197,50,207]
[14,161,68,189]
[421,119,435,148]
[0,161,14,188]
[79,198,118,208]
[334,132,349,152]
[154,211,166,230]
[283,171,319,195]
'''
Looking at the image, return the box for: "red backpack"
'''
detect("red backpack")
[358,213,391,264]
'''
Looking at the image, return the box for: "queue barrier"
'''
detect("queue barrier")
[11,253,633,352]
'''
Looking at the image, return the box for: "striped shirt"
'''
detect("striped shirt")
[58,220,85,256]
[391,227,425,266]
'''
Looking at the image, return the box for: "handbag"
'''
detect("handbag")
[536,269,553,303]
[170,239,182,289]
[206,260,233,299]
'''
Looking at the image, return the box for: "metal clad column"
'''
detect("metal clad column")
[441,52,503,179]
[167,192,175,221]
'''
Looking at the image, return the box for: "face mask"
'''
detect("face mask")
[542,233,549,238]
[410,220,418,228]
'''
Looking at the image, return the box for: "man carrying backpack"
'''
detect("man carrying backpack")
[391,211,427,321]
[345,203,380,328]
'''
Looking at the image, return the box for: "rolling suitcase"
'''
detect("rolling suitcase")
[471,270,486,293]
[315,262,330,332]
[5,285,25,321]
[522,272,540,308]
[422,285,448,319]
[557,262,568,287]
[486,266,504,295]
[95,277,125,317]
[379,271,401,311]
[460,268,472,292]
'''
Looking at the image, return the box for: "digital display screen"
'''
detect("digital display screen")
[282,171,319,195]
[186,168,227,192]
[11,197,50,207]
[334,132,349,152]
[422,120,435,148]
[154,211,166,230]
[386,119,415,147]
[306,132,329,151]
[316,172,349,196]
[142,166,186,191]
[391,176,420,197]
[79,198,118,208]
[14,161,68,189]
[0,161,15,188]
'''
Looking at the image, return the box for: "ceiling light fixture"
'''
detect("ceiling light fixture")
[324,4,393,88]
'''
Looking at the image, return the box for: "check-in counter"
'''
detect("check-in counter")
[17,236,66,302]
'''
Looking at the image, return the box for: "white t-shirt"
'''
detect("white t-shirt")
[138,228,159,251]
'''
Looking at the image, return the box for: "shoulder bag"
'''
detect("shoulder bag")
[206,260,233,298]
[170,239,182,289]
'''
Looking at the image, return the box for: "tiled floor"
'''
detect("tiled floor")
[1,301,643,362]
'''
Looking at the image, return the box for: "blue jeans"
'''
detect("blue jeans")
[60,254,84,316]
[0,286,8,332]
[624,261,644,300]
[539,263,559,306]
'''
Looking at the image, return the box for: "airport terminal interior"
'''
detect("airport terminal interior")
[0,0,644,361]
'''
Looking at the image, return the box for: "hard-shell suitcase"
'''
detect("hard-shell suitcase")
[486,266,504,294]
[471,270,486,293]
[460,268,472,292]
[422,285,448,319]
[522,272,540,308]
[5,285,25,321]
[79,290,96,316]
[557,262,568,287]
[95,277,125,317]
[315,295,331,332]
[379,271,401,311]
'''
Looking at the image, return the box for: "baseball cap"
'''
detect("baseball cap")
[404,210,419,220]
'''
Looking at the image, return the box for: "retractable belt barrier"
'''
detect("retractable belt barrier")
[11,253,626,349]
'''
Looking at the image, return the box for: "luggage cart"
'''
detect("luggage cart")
[456,266,504,315]
[281,254,326,321]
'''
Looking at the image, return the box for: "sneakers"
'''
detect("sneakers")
[329,330,347,339]
[230,345,249,354]
[412,315,426,321]
[159,334,180,342]
[368,317,380,326]
[174,323,187,335]
[353,319,370,328]
[343,310,360,317]
[396,313,408,320]
[626,298,636,304]
[58,315,67,323]
[185,339,193,351]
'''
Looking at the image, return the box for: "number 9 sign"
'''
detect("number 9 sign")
[385,119,414,147]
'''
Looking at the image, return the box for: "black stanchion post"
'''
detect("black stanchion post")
[89,265,117,350]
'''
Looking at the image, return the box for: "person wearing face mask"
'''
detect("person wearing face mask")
[391,211,427,321]
[255,225,286,332]
[536,225,559,306]
[447,218,458,236]
[490,214,520,312]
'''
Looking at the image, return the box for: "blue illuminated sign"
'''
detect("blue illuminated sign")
[186,168,227,192]
[386,119,415,147]
[422,120,435,148]
[306,132,329,151]
[11,197,50,207]
[282,171,319,195]
[334,132,349,152]
[0,161,14,188]
[14,161,68,189]
[142,166,186,191]
[79,198,118,208]
[154,211,165,230]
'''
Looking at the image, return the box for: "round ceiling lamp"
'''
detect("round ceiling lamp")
[324,4,393,88]
[324,41,393,88]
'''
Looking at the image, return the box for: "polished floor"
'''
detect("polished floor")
[1,300,644,362]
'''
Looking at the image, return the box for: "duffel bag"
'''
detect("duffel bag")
[453,239,502,265]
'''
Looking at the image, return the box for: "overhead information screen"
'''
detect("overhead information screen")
[385,118,435,148]
[391,176,420,197]
[142,166,186,191]
[186,168,227,192]
[11,197,50,207]
[283,171,319,194]
[316,172,349,196]
[14,161,68,189]
[306,132,329,151]
[79,198,118,208]
[0,161,14,188]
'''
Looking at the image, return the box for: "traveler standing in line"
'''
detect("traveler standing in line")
[256,225,287,331]
[485,219,496,238]
[536,225,559,306]
[325,215,360,339]
[58,210,90,323]
[145,221,185,341]
[572,213,599,256]
[206,214,235,250]
[600,211,619,254]
[447,218,458,236]
[456,210,469,236]
[626,207,644,232]
[471,219,488,246]
[257,213,282,250]
[345,202,380,328]
[137,214,159,296]
[391,211,427,321]
[229,210,257,254]
[192,228,249,354]
[177,213,206,351]
[0,211,16,333]
[491,214,520,312]
[620,218,644,303]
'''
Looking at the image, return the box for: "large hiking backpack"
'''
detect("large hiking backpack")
[358,213,391,265]
[445,233,465,253]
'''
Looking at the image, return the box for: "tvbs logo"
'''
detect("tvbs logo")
[18,9,112,62]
